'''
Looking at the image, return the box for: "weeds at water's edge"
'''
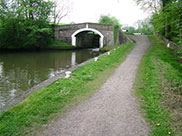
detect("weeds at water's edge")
[134,35,182,136]
[0,42,134,136]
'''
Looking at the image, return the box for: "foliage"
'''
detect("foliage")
[151,1,182,44]
[134,35,182,136]
[0,43,134,136]
[123,18,153,35]
[136,0,182,45]
[135,0,162,13]
[136,18,153,35]
[0,0,54,49]
[99,15,121,26]
[99,15,122,44]
[122,26,137,34]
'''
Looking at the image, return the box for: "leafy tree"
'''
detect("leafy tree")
[151,1,182,44]
[99,15,122,44]
[0,0,54,49]
[122,18,153,35]
[136,18,153,35]
[136,0,182,45]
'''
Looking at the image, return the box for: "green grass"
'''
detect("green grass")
[134,35,182,136]
[100,45,119,52]
[0,42,134,136]
[47,40,75,50]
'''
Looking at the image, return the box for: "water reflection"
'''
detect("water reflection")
[0,49,100,112]
[0,62,3,77]
[72,52,76,66]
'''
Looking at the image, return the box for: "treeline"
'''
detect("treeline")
[123,18,153,35]
[0,0,54,49]
[137,0,182,45]
[152,0,182,44]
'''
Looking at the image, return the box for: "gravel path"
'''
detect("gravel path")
[38,35,151,136]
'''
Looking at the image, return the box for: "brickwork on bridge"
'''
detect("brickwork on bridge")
[54,23,131,48]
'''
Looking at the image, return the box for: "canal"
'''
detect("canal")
[0,49,101,113]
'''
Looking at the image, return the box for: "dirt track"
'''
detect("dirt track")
[38,35,151,136]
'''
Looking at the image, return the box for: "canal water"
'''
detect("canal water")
[0,49,101,113]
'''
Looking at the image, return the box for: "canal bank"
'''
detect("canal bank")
[0,47,113,113]
[0,49,101,112]
[0,42,134,136]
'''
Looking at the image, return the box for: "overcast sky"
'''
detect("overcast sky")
[60,0,150,26]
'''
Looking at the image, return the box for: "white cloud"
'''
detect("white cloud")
[60,0,150,26]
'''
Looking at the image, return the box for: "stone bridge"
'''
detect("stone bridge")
[54,23,130,48]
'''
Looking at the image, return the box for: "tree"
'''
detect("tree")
[51,0,72,24]
[99,15,121,26]
[136,18,153,35]
[0,0,54,49]
[135,0,182,44]
[99,15,122,44]
[122,26,137,34]
[135,0,162,13]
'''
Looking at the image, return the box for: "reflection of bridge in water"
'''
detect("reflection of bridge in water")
[72,52,76,66]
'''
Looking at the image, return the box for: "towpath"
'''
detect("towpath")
[38,35,151,136]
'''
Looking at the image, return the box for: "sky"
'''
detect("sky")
[60,0,150,26]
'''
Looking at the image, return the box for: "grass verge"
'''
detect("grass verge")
[134,35,182,136]
[100,45,119,52]
[0,42,134,136]
[47,40,75,50]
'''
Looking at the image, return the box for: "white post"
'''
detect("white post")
[94,57,98,61]
[167,43,170,48]
[65,71,72,78]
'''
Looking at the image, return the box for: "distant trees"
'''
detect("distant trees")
[136,18,153,35]
[123,26,137,34]
[122,18,153,35]
[99,15,122,44]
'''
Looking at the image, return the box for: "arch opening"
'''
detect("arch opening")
[71,28,104,48]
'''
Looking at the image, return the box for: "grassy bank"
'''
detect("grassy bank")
[134,35,182,136]
[0,42,134,136]
[46,40,76,50]
[0,41,75,51]
[100,45,119,52]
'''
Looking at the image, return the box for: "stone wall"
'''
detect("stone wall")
[116,30,132,45]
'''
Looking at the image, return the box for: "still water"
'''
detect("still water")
[0,49,100,112]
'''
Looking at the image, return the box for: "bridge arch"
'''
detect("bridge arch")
[71,28,104,48]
